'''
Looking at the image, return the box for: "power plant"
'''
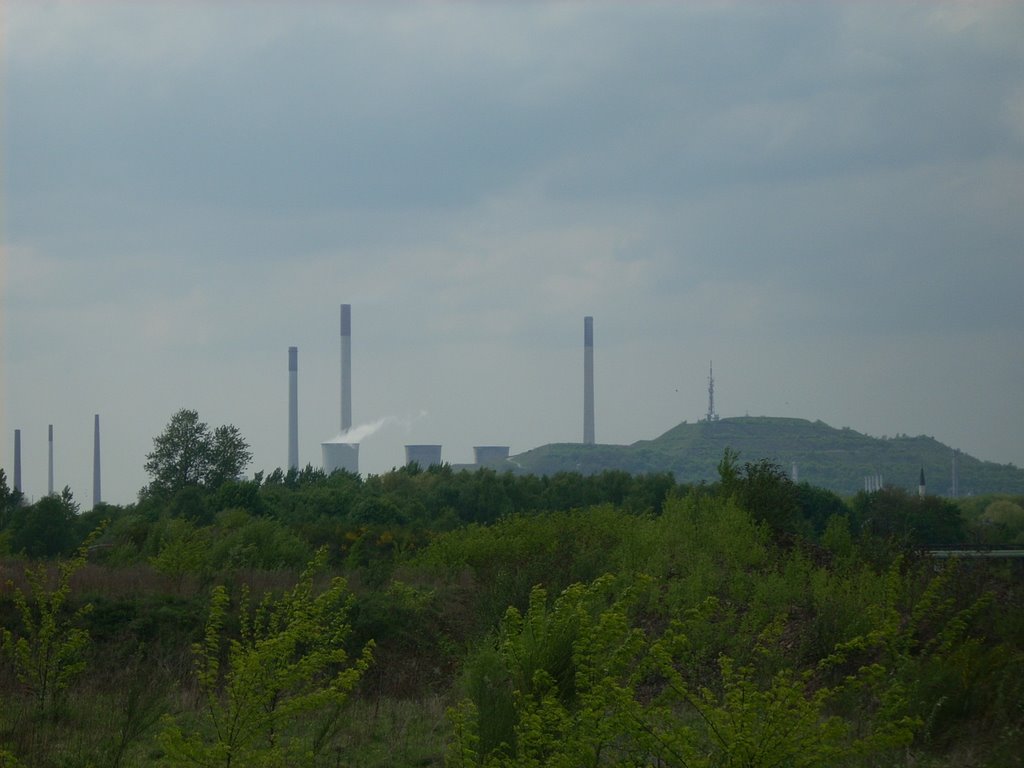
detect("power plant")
[309,309,598,475]
[7,305,587,497]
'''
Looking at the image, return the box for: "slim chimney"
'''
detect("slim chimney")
[288,346,299,470]
[93,414,101,507]
[48,424,54,495]
[951,449,960,498]
[583,316,595,445]
[340,304,352,433]
[13,429,22,493]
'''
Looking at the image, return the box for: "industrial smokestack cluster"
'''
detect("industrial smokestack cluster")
[10,420,100,504]
[13,306,599,497]
[308,308,596,475]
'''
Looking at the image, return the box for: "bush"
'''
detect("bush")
[159,550,373,767]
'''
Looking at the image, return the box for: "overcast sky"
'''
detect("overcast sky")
[3,2,1023,507]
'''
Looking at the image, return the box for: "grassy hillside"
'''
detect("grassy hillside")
[512,416,1024,496]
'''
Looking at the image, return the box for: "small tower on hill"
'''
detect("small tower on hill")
[705,361,719,423]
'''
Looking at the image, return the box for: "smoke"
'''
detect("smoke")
[326,410,428,444]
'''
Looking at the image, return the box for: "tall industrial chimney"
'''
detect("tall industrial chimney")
[13,429,22,493]
[340,304,352,432]
[48,424,54,495]
[951,449,960,498]
[583,316,595,445]
[323,304,358,476]
[93,414,101,507]
[288,346,299,470]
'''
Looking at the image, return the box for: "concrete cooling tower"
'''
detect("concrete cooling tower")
[405,444,442,468]
[323,442,359,474]
[474,445,510,467]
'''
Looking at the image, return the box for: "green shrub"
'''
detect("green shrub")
[159,550,373,767]
[207,511,310,571]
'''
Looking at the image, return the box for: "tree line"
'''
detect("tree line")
[4,408,1009,569]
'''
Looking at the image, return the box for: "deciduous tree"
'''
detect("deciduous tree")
[144,409,251,498]
[207,424,254,489]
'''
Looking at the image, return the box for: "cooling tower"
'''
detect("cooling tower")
[322,441,359,474]
[584,316,594,444]
[288,346,299,470]
[474,445,510,467]
[13,429,22,493]
[48,424,54,495]
[93,414,101,507]
[340,304,352,432]
[405,444,442,468]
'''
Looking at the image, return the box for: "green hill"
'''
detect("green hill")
[511,416,1024,496]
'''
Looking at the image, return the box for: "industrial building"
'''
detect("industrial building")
[405,445,443,468]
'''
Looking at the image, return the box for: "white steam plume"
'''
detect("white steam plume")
[326,410,428,444]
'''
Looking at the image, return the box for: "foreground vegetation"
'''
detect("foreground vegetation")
[1,412,1022,767]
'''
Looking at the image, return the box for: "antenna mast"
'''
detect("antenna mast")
[705,361,719,422]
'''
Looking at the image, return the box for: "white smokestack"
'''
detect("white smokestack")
[584,316,594,444]
[48,424,54,495]
[340,304,352,432]
[13,429,22,493]
[93,414,101,507]
[288,346,299,470]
